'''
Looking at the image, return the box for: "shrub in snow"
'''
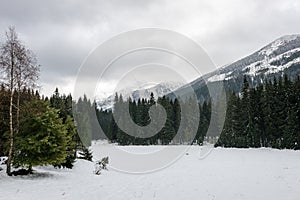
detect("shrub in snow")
[0,157,7,165]
[11,168,33,176]
[78,146,93,162]
[94,157,109,175]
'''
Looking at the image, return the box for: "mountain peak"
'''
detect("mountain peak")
[278,34,300,42]
[190,33,300,87]
[259,34,300,56]
[97,81,184,110]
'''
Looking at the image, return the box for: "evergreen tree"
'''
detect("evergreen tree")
[49,88,77,168]
[13,99,68,170]
[283,75,300,149]
[172,98,181,143]
[0,85,9,156]
[240,75,250,147]
[73,95,93,147]
[216,92,237,147]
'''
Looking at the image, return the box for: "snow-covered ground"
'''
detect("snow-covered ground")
[1,142,300,200]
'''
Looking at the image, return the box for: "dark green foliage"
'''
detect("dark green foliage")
[54,116,77,169]
[0,85,99,172]
[216,75,300,149]
[73,95,94,147]
[13,99,68,168]
[49,88,77,169]
[195,100,211,144]
[102,92,210,145]
[0,86,41,156]
[157,96,176,145]
[0,84,9,156]
[96,108,112,140]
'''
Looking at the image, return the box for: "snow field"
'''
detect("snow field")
[1,143,300,200]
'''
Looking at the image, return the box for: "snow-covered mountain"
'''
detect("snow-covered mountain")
[204,34,300,82]
[97,81,183,110]
[98,34,300,109]
[171,34,300,101]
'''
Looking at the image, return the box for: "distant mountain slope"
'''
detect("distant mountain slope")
[97,81,183,110]
[173,34,300,101]
[98,35,300,110]
[205,34,300,82]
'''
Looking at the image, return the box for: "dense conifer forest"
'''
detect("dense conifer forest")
[68,74,300,149]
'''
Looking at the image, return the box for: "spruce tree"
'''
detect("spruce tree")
[13,99,68,170]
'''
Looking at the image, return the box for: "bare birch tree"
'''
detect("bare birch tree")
[0,26,39,176]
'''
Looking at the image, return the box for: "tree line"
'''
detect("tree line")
[101,93,211,145]
[71,92,212,146]
[94,74,300,150]
[216,75,300,149]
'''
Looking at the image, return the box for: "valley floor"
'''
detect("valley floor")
[1,142,300,200]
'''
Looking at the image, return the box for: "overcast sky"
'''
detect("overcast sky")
[1,0,300,98]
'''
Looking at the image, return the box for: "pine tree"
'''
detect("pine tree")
[240,75,250,147]
[172,98,181,143]
[54,116,77,168]
[248,87,262,147]
[0,85,9,156]
[13,99,68,170]
[282,75,300,149]
[73,95,93,147]
[148,93,159,145]
[49,89,78,168]
[216,92,235,147]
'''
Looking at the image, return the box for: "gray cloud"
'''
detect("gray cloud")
[0,0,300,97]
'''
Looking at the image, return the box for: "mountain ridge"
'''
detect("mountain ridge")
[98,34,300,110]
[171,34,300,102]
[97,81,183,110]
